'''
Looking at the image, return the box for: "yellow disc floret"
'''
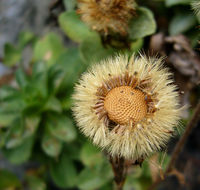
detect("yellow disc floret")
[104,86,147,125]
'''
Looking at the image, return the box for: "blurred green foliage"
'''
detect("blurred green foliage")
[0,169,21,190]
[0,0,199,189]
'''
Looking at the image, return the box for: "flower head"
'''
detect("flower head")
[191,1,200,16]
[77,0,136,35]
[72,54,181,160]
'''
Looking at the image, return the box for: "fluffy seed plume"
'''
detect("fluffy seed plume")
[72,54,181,160]
[191,1,200,16]
[77,0,136,36]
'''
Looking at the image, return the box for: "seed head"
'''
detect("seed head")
[104,86,147,125]
[77,0,136,35]
[191,1,200,16]
[72,54,182,160]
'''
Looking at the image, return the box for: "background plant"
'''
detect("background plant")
[0,0,199,190]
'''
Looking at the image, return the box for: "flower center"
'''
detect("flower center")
[104,86,147,125]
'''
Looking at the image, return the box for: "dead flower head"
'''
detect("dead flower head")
[72,54,181,160]
[77,0,136,36]
[191,1,200,16]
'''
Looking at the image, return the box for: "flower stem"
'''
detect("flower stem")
[109,156,128,190]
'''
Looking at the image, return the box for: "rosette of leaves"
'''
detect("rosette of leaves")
[0,47,87,164]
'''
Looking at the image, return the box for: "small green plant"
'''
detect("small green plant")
[0,51,83,162]
[0,0,199,190]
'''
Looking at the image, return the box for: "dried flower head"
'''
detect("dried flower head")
[72,54,181,160]
[191,1,200,16]
[77,0,136,35]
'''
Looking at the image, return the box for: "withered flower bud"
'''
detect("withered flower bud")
[77,0,136,35]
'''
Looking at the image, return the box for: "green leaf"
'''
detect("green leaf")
[64,143,81,161]
[169,12,197,35]
[15,68,28,89]
[165,0,192,7]
[50,153,77,188]
[130,38,144,52]
[0,94,24,112]
[0,169,21,190]
[80,37,115,64]
[47,114,77,142]
[48,63,66,94]
[60,95,72,110]
[59,48,86,85]
[33,33,65,66]
[3,43,21,66]
[0,130,7,147]
[23,116,40,137]
[5,117,24,148]
[59,11,99,43]
[129,7,156,40]
[3,136,34,164]
[43,96,62,113]
[41,129,62,157]
[18,31,35,49]
[22,102,44,116]
[32,61,47,76]
[77,162,113,190]
[0,86,19,101]
[99,182,113,190]
[23,62,48,102]
[80,142,103,167]
[0,112,19,127]
[49,48,86,92]
[63,0,76,11]
[0,95,24,126]
[31,62,48,96]
[26,175,46,190]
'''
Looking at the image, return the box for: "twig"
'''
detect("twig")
[109,156,128,190]
[166,101,200,173]
[148,101,200,190]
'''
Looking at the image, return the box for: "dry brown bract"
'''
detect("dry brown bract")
[72,54,182,160]
[77,0,136,35]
